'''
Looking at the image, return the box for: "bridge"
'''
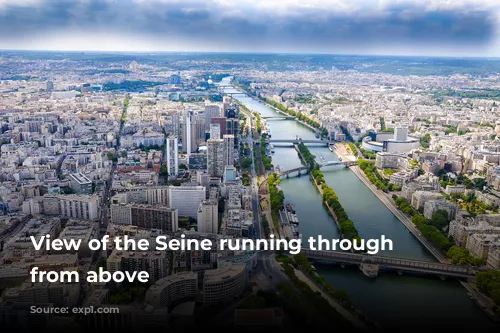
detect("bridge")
[262,116,295,120]
[221,92,247,96]
[301,248,476,279]
[319,160,358,167]
[216,85,248,96]
[278,167,309,178]
[278,162,356,178]
[270,139,330,146]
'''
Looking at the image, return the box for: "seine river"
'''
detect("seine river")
[221,78,497,329]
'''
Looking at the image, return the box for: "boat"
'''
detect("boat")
[329,145,333,152]
[289,212,299,225]
[359,263,379,278]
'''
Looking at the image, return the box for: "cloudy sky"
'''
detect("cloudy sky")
[0,0,499,56]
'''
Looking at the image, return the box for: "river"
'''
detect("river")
[220,78,497,329]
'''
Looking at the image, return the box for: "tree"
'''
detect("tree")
[429,210,449,229]
[240,157,253,169]
[412,214,426,226]
[475,271,500,305]
[473,178,486,190]
[179,164,188,170]
[159,165,169,184]
[447,245,472,265]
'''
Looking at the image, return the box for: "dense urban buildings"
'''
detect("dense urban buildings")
[0,50,499,331]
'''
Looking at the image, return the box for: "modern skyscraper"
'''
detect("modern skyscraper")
[183,111,190,155]
[223,134,234,166]
[210,123,221,140]
[197,200,218,234]
[172,112,180,137]
[207,138,225,178]
[211,117,226,138]
[166,136,179,177]
[224,105,238,119]
[222,96,231,115]
[182,109,196,157]
[195,113,206,145]
[205,102,221,130]
[226,118,239,145]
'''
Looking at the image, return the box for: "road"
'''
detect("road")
[246,110,262,240]
[350,165,446,262]
[256,250,288,287]
[350,164,500,320]
[336,144,445,261]
[99,95,128,235]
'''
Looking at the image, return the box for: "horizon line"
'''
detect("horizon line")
[0,48,498,60]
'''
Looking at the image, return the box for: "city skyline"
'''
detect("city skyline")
[0,0,499,56]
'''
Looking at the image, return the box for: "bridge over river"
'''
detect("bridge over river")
[269,139,330,146]
[301,248,476,279]
[278,161,358,178]
[261,116,296,120]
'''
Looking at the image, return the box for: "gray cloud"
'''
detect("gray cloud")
[0,0,497,55]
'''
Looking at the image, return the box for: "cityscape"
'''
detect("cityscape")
[0,50,499,330]
[1,0,500,331]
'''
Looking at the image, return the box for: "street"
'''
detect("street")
[246,110,262,240]
[249,251,288,290]
[99,96,127,235]
[350,165,446,262]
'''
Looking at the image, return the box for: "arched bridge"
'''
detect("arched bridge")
[301,248,476,279]
[278,167,309,178]
[319,160,358,167]
[270,139,330,146]
[278,162,357,178]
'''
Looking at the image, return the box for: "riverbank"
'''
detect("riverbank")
[222,80,498,328]
[294,144,341,231]
[232,82,324,134]
[294,143,361,242]
[349,164,500,321]
[349,165,446,261]
[293,268,371,329]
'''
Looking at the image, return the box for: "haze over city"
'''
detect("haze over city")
[0,0,500,56]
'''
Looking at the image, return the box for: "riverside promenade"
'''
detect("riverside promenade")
[333,143,445,261]
[350,164,499,321]
[293,268,370,330]
[349,165,446,261]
